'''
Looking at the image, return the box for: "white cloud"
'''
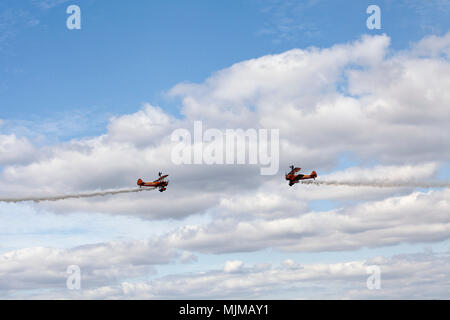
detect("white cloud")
[169,33,449,167]
[9,251,450,299]
[1,33,450,299]
[1,34,448,206]
[165,188,450,253]
[106,104,180,147]
[0,239,182,292]
[411,32,450,58]
[1,34,448,218]
[0,134,35,165]
[224,260,244,273]
[170,35,391,126]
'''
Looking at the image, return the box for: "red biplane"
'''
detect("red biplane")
[137,172,169,192]
[285,165,317,186]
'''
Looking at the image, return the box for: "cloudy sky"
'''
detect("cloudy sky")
[0,0,450,299]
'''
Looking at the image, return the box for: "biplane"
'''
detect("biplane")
[137,172,169,192]
[285,166,317,186]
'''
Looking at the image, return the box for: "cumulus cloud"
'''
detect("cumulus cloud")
[0,134,35,165]
[0,239,182,292]
[169,32,450,170]
[410,32,450,58]
[224,260,244,273]
[1,33,450,299]
[170,35,391,125]
[106,104,180,147]
[8,251,450,299]
[0,33,449,219]
[164,188,450,253]
[1,187,449,298]
[123,251,450,299]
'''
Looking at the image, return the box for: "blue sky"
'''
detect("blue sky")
[1,0,450,299]
[2,0,449,134]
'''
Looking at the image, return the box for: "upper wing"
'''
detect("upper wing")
[154,174,169,182]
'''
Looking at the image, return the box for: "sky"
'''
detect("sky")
[0,0,450,299]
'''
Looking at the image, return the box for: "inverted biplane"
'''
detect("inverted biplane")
[285,165,317,186]
[137,172,169,192]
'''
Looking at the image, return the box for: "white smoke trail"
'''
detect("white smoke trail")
[0,187,156,203]
[2,179,447,204]
[300,180,450,188]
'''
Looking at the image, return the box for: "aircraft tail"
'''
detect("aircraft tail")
[311,171,317,179]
